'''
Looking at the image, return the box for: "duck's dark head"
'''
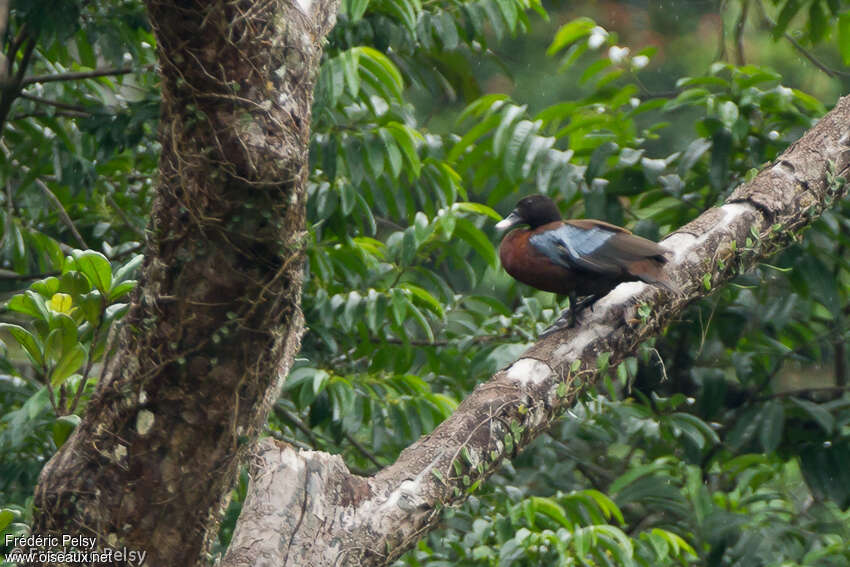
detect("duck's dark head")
[495,195,561,231]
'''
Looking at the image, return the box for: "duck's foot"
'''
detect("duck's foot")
[540,295,598,337]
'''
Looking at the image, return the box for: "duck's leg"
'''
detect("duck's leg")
[541,293,597,336]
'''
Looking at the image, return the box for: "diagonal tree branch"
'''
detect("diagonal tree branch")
[21,66,134,86]
[222,94,850,567]
[34,178,89,249]
[18,92,92,113]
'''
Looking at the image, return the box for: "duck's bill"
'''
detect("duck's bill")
[495,211,522,231]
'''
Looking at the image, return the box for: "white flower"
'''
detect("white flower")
[768,130,780,140]
[588,27,608,49]
[630,97,640,108]
[608,46,630,64]
[632,55,649,69]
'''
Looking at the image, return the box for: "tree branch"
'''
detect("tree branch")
[105,193,146,238]
[10,109,90,120]
[18,92,92,113]
[223,94,850,566]
[756,0,850,78]
[0,268,59,280]
[0,0,10,74]
[734,0,749,65]
[34,178,88,249]
[21,66,134,87]
[0,33,36,134]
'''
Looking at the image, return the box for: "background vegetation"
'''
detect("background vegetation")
[2,0,850,564]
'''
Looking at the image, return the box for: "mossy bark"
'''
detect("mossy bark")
[30,1,339,565]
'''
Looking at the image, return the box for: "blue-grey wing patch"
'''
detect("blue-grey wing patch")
[529,225,618,274]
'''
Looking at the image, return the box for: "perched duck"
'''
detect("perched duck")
[495,194,674,325]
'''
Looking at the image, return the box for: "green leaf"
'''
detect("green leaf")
[799,440,850,507]
[0,508,17,533]
[400,283,445,318]
[548,17,596,55]
[678,137,711,176]
[586,141,618,181]
[31,276,61,297]
[7,293,46,319]
[46,313,78,360]
[839,13,850,65]
[808,0,827,44]
[452,201,501,220]
[73,250,113,293]
[113,253,143,283]
[494,0,519,34]
[108,280,137,302]
[60,270,92,296]
[448,111,502,163]
[406,300,434,342]
[492,105,526,157]
[717,100,739,128]
[759,400,784,453]
[52,414,81,448]
[454,218,497,267]
[503,119,538,180]
[789,397,834,433]
[357,46,404,100]
[0,323,44,368]
[774,0,801,39]
[668,412,719,449]
[78,290,104,326]
[345,0,370,21]
[530,496,572,529]
[391,288,407,327]
[385,122,422,178]
[50,343,86,387]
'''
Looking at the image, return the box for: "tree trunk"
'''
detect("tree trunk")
[29,1,339,565]
[222,95,850,566]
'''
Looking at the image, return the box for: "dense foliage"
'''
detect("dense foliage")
[2,0,850,565]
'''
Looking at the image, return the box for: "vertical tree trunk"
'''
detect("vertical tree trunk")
[30,1,338,564]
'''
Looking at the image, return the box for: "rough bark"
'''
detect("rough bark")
[29,0,339,565]
[222,96,850,566]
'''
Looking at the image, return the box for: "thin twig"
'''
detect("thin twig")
[0,34,36,134]
[759,386,850,401]
[715,0,728,62]
[756,0,850,78]
[651,348,668,382]
[19,92,91,113]
[106,193,145,238]
[275,405,321,447]
[34,178,88,249]
[833,231,846,387]
[782,31,850,78]
[374,333,514,347]
[21,66,134,87]
[0,268,59,280]
[69,315,104,414]
[734,0,749,65]
[10,110,89,120]
[276,404,385,469]
[343,431,382,468]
